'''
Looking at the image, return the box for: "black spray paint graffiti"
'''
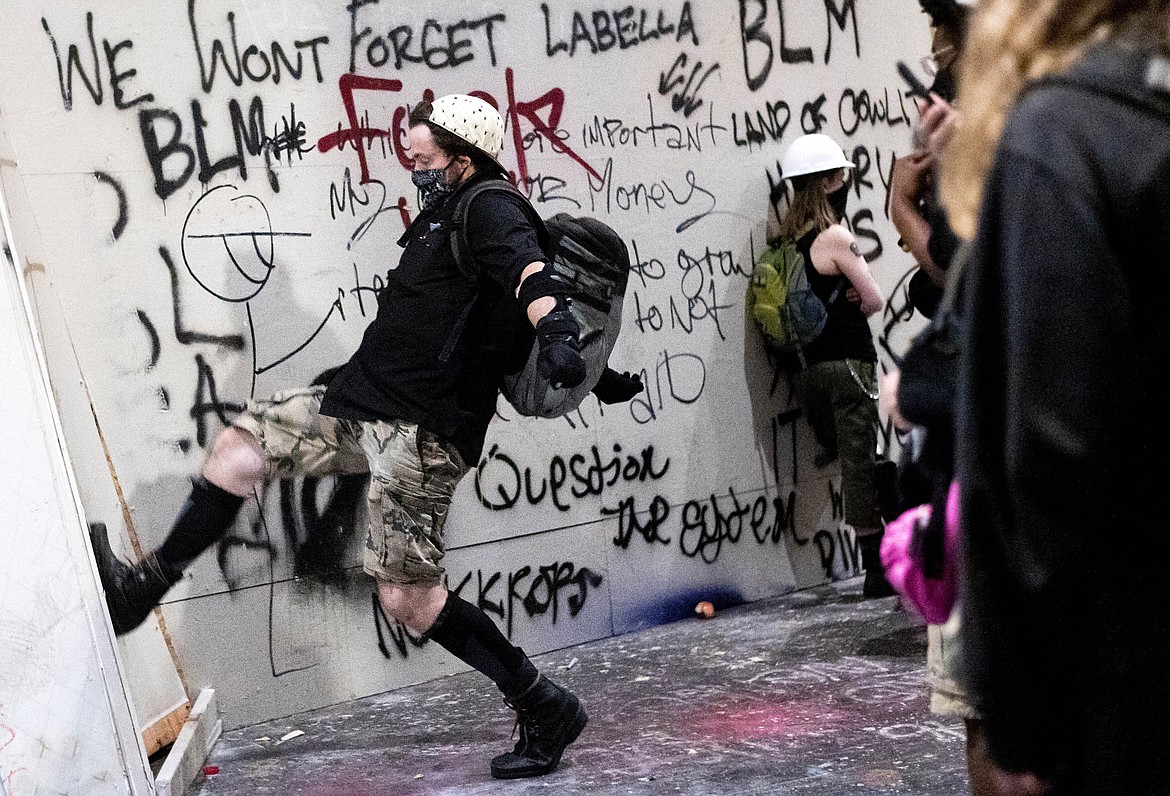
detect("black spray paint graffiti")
[731,98,793,151]
[327,168,410,252]
[627,348,707,424]
[134,186,338,450]
[452,561,605,639]
[348,4,505,72]
[542,2,698,58]
[92,171,128,240]
[588,157,717,233]
[606,482,860,578]
[42,10,311,198]
[734,83,913,152]
[813,526,861,578]
[139,245,245,449]
[140,97,307,200]
[738,0,860,92]
[190,353,246,450]
[372,561,605,659]
[188,1,329,93]
[180,184,340,397]
[628,242,750,341]
[41,12,154,111]
[580,94,728,153]
[214,445,368,678]
[474,442,670,512]
[658,52,720,117]
[154,245,246,350]
[606,485,792,562]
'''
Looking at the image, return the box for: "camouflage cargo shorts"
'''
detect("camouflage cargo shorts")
[232,386,467,586]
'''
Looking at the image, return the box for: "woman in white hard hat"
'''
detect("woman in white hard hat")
[776,133,888,596]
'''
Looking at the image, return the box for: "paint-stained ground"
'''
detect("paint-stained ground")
[192,580,970,795]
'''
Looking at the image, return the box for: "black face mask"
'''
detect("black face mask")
[412,163,455,211]
[827,184,850,221]
[411,159,469,211]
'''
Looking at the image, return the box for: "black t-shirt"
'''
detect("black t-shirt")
[319,174,546,465]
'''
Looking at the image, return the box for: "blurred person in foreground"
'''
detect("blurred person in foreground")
[884,0,999,792]
[890,0,972,320]
[943,0,1170,792]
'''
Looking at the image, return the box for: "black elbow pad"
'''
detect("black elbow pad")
[517,262,568,311]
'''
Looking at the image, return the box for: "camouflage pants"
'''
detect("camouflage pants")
[792,358,882,532]
[232,386,467,586]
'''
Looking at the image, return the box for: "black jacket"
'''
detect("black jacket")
[321,174,545,464]
[956,38,1170,791]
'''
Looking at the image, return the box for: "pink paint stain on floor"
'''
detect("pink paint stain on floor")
[681,697,850,742]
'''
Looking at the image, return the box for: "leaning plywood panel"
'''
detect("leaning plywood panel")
[0,186,152,791]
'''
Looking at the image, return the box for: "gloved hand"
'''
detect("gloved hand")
[535,311,586,389]
[591,367,644,404]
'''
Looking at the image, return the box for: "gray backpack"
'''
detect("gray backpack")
[450,180,631,418]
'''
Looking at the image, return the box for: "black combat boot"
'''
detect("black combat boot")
[90,522,177,635]
[858,532,897,599]
[490,673,588,779]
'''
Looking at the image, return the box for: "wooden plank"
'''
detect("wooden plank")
[154,689,221,796]
[142,700,192,758]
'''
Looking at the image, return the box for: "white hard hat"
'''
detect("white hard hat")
[781,134,854,180]
[429,94,505,161]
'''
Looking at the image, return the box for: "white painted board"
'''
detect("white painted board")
[0,188,152,791]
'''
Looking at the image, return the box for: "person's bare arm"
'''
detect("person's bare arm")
[890,151,945,287]
[812,225,883,316]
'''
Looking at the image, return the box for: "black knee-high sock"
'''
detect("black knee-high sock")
[155,476,246,579]
[426,592,538,698]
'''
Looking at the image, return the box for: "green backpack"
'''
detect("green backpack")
[747,237,839,367]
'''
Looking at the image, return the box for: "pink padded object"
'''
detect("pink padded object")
[879,481,960,624]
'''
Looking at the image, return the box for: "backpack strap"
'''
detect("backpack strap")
[438,179,547,364]
[450,179,549,279]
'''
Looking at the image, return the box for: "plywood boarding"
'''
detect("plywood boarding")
[0,187,152,791]
[0,0,929,733]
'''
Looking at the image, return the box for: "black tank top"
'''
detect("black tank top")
[795,228,877,366]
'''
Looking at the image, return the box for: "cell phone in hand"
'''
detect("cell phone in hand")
[897,60,932,102]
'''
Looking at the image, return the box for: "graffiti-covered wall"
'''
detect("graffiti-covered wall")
[0,0,929,731]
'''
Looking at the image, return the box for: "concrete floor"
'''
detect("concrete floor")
[190,580,971,796]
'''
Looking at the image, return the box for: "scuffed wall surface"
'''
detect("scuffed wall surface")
[0,0,929,730]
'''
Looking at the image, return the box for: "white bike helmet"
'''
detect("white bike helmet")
[780,133,854,180]
[428,94,505,162]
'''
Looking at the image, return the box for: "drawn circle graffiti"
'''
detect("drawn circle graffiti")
[181,184,277,302]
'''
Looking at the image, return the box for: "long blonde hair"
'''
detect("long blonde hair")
[940,0,1170,239]
[777,170,841,241]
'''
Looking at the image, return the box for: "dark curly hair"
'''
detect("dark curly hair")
[917,0,970,32]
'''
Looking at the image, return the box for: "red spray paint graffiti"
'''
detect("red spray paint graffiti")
[315,73,403,184]
[316,69,602,189]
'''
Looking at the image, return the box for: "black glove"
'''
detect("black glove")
[591,368,644,404]
[535,311,586,389]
